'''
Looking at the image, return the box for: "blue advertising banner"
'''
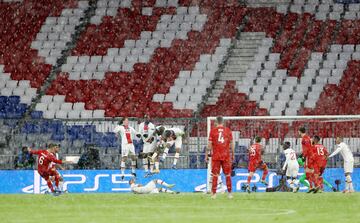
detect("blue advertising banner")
[0,168,358,194]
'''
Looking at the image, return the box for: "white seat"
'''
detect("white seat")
[281,85,294,93]
[93,110,105,118]
[259,100,272,110]
[48,102,61,111]
[327,53,338,61]
[178,94,190,102]
[263,93,276,101]
[55,110,68,119]
[43,110,55,119]
[278,92,290,101]
[41,95,53,103]
[323,60,335,69]
[339,53,351,61]
[165,94,177,102]
[274,70,287,78]
[308,60,319,69]
[6,80,18,88]
[331,45,342,53]
[12,88,25,96]
[68,110,80,119]
[35,103,48,111]
[73,102,85,110]
[60,103,73,111]
[332,69,344,77]
[273,101,287,109]
[311,53,323,61]
[296,85,309,93]
[260,70,273,78]
[329,12,341,21]
[343,45,354,53]
[315,76,327,84]
[252,85,265,94]
[53,95,65,103]
[304,100,316,108]
[80,110,93,119]
[249,93,262,101]
[153,94,165,102]
[336,60,348,69]
[190,94,202,102]
[268,53,280,61]
[284,77,298,86]
[293,92,305,100]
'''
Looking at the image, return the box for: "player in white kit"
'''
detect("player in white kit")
[113,117,138,180]
[129,178,179,194]
[162,127,184,169]
[137,115,156,177]
[328,137,355,193]
[282,142,300,192]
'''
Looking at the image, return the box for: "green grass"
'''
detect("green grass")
[0,193,359,223]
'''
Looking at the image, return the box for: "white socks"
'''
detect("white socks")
[131,160,136,174]
[143,158,148,172]
[156,179,170,187]
[120,161,126,175]
[173,152,179,166]
[162,148,169,160]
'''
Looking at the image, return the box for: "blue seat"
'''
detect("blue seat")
[31,111,43,119]
[8,96,20,105]
[51,133,65,141]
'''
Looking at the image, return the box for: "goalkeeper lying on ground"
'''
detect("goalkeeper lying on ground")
[129,178,180,194]
[297,155,336,192]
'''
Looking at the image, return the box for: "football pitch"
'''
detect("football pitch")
[0,193,359,223]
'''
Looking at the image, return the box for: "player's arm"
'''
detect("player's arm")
[206,141,212,163]
[282,152,288,171]
[56,164,65,170]
[328,145,341,158]
[230,138,235,162]
[27,148,42,155]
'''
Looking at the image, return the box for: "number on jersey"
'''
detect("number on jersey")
[218,131,224,143]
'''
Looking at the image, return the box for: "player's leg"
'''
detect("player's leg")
[41,172,55,193]
[299,173,310,188]
[344,161,355,193]
[161,141,174,162]
[142,144,150,176]
[259,161,268,185]
[158,187,177,194]
[211,160,221,198]
[246,163,255,193]
[172,137,182,168]
[129,144,137,177]
[221,160,233,198]
[154,179,175,188]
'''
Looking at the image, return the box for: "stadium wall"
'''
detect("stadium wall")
[0,168,358,194]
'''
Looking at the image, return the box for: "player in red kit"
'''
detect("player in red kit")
[310,135,329,193]
[206,116,234,199]
[246,136,268,193]
[298,127,315,191]
[28,144,72,195]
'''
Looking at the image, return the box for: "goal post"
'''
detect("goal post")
[206,115,360,192]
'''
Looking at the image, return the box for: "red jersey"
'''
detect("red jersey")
[311,144,328,166]
[209,126,232,161]
[301,135,312,158]
[249,143,262,162]
[30,150,62,173]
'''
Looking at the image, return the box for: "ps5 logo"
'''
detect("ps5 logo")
[22,171,133,194]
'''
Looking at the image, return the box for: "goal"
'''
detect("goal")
[206,115,360,192]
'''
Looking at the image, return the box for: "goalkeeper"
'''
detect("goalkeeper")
[297,155,336,192]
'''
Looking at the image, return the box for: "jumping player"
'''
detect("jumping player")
[129,178,178,194]
[206,116,234,199]
[161,127,185,169]
[113,117,138,180]
[329,137,355,193]
[282,142,300,192]
[298,127,315,191]
[246,136,268,193]
[137,115,156,177]
[28,144,72,194]
[310,135,329,193]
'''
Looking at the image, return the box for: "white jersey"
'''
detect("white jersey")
[167,127,184,138]
[329,142,354,162]
[130,181,158,194]
[282,148,298,171]
[113,125,137,146]
[138,122,156,143]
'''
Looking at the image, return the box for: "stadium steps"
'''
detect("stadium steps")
[245,0,291,8]
[206,32,265,105]
[8,0,98,145]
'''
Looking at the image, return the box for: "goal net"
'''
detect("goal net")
[206,115,360,192]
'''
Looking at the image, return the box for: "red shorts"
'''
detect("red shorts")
[38,169,59,181]
[248,160,267,172]
[211,160,231,176]
[313,162,326,175]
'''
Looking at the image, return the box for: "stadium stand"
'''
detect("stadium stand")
[1,0,360,169]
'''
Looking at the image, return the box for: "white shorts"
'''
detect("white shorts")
[344,161,354,173]
[143,141,156,154]
[122,144,135,157]
[167,137,182,149]
[132,181,158,194]
[286,162,299,178]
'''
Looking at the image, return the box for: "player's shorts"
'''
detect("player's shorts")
[166,137,182,149]
[248,160,267,173]
[122,143,135,157]
[313,163,326,175]
[286,162,299,178]
[212,159,232,176]
[143,141,156,154]
[132,180,158,194]
[38,170,51,181]
[344,160,354,173]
